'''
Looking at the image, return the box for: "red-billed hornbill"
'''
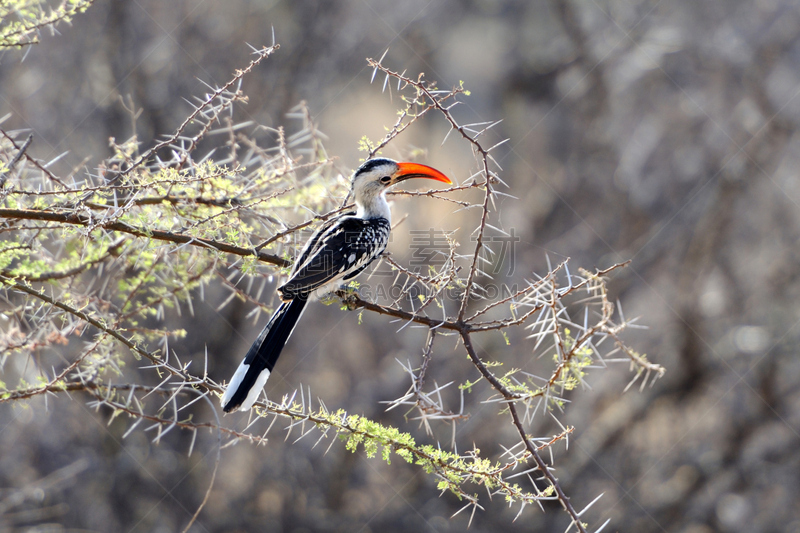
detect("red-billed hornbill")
[221,158,452,412]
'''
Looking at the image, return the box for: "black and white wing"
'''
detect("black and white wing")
[278,215,391,299]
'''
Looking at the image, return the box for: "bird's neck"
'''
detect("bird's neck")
[355,190,391,221]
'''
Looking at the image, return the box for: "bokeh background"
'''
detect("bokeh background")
[2,0,800,531]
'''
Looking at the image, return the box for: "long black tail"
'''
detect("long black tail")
[221,297,308,412]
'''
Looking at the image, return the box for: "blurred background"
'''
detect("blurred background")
[2,0,800,531]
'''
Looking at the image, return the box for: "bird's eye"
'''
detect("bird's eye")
[380,176,391,184]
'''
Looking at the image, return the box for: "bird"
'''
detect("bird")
[220,158,452,412]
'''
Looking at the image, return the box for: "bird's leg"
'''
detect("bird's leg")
[331,281,362,310]
[319,283,358,307]
[318,291,340,306]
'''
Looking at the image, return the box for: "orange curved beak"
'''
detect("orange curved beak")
[395,162,452,184]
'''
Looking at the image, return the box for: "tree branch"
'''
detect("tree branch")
[0,207,290,267]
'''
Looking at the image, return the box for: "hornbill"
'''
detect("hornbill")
[221,158,452,412]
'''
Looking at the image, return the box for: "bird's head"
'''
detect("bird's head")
[351,158,451,215]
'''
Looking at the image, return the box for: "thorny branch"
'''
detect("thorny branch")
[119,43,280,178]
[0,49,662,531]
[366,59,497,323]
[0,0,94,48]
[0,207,290,268]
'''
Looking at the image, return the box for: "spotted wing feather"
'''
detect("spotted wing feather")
[279,216,390,299]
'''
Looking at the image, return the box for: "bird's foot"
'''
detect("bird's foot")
[329,283,361,311]
[318,291,340,306]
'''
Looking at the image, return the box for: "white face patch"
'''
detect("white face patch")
[348,253,356,263]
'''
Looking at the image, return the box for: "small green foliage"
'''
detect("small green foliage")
[358,135,376,154]
[459,378,479,393]
[0,245,28,271]
[313,407,538,502]
[552,329,593,392]
[0,0,94,49]
[240,256,258,276]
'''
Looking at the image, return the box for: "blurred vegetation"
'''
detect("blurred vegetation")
[0,0,92,49]
[1,1,799,532]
